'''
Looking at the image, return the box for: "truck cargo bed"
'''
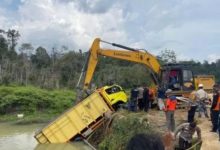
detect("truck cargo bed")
[35,92,112,143]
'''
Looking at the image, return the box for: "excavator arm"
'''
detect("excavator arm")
[81,38,161,90]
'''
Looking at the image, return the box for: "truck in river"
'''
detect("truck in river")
[34,84,127,143]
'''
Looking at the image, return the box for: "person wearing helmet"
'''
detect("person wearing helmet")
[174,121,201,150]
[195,84,209,118]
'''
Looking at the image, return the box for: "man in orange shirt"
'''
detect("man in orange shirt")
[164,94,177,132]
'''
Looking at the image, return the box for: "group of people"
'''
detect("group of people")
[126,83,220,150]
[128,85,153,112]
[187,83,220,140]
[164,83,220,149]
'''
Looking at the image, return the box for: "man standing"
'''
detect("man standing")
[210,86,220,132]
[157,86,166,110]
[187,91,198,123]
[137,85,144,111]
[195,84,209,118]
[164,94,177,132]
[174,121,201,150]
[129,85,139,112]
[143,86,150,112]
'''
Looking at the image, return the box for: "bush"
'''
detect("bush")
[0,86,75,115]
[96,111,157,150]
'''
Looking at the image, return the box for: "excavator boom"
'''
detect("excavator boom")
[82,38,161,90]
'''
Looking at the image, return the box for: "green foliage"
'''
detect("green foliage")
[19,43,34,54]
[159,49,177,64]
[0,35,8,59]
[98,111,154,150]
[180,59,220,82]
[31,46,51,68]
[94,58,152,88]
[56,51,84,87]
[0,86,75,115]
[0,28,220,89]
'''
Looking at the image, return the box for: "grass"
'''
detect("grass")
[0,85,75,124]
[88,110,160,150]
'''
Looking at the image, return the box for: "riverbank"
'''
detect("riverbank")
[0,112,59,124]
[0,85,75,124]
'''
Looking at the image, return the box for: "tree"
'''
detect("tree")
[29,47,51,88]
[6,29,20,51]
[19,43,34,56]
[5,29,20,60]
[0,29,5,34]
[18,43,34,85]
[0,34,8,61]
[158,49,177,64]
[216,59,220,67]
[31,47,51,68]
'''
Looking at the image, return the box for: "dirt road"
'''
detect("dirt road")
[198,117,220,150]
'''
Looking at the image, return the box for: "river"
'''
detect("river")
[0,122,92,150]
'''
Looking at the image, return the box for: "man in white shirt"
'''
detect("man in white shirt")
[195,84,209,118]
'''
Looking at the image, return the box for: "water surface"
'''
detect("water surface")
[0,122,91,150]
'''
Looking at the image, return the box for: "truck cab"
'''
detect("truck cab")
[99,84,127,109]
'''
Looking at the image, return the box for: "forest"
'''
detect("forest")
[0,29,220,90]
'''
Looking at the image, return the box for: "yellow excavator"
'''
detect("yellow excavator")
[76,38,213,102]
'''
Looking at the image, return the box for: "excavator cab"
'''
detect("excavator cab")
[160,64,195,92]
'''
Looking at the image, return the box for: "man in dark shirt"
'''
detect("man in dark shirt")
[137,85,144,111]
[157,86,166,110]
[210,86,220,132]
[143,86,150,112]
[187,91,198,123]
[129,85,139,112]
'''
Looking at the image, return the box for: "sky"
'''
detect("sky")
[0,0,220,63]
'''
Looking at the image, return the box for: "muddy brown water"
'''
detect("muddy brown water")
[0,122,92,150]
